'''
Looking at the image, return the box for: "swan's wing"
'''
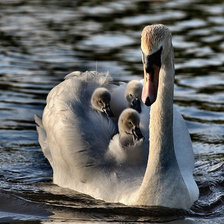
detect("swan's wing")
[80,107,117,158]
[42,100,116,182]
[41,72,116,183]
[140,103,195,172]
[46,71,112,106]
[173,106,194,172]
[64,71,81,79]
[173,106,199,203]
[64,70,112,86]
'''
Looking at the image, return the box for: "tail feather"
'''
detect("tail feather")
[34,114,43,127]
[34,114,53,165]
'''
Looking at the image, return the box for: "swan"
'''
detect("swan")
[135,24,199,208]
[35,24,199,209]
[106,108,145,165]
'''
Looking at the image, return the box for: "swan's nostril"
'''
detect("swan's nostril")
[145,97,151,106]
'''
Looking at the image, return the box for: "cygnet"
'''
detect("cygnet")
[91,87,114,117]
[106,108,144,165]
[125,80,142,113]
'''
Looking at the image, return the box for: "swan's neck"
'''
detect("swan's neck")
[149,56,175,168]
[133,50,189,207]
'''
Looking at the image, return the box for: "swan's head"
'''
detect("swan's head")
[125,80,142,113]
[91,87,114,117]
[118,108,143,141]
[141,24,172,106]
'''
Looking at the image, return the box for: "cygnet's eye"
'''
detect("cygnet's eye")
[127,120,133,127]
[129,94,133,98]
[98,100,103,106]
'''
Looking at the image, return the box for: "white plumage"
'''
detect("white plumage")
[35,24,199,209]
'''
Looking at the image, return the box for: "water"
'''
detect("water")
[0,0,224,223]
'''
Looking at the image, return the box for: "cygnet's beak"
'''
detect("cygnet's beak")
[102,104,114,117]
[130,98,141,113]
[132,127,144,141]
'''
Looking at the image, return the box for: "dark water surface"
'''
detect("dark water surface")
[0,0,224,223]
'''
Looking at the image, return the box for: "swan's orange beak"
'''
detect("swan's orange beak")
[141,64,160,106]
[141,47,162,106]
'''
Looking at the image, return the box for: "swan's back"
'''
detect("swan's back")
[41,71,117,185]
[46,71,111,106]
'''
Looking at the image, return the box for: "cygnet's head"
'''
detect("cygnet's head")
[125,80,143,113]
[91,87,114,117]
[118,108,143,141]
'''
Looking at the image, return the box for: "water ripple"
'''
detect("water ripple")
[0,0,223,223]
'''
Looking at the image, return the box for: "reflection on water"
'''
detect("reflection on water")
[0,0,224,223]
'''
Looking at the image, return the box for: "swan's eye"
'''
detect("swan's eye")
[129,94,133,98]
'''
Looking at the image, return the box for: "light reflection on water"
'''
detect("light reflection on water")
[0,0,224,223]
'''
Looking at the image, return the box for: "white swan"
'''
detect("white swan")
[35,24,199,209]
[106,108,145,165]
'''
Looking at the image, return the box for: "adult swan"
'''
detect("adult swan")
[36,24,199,209]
